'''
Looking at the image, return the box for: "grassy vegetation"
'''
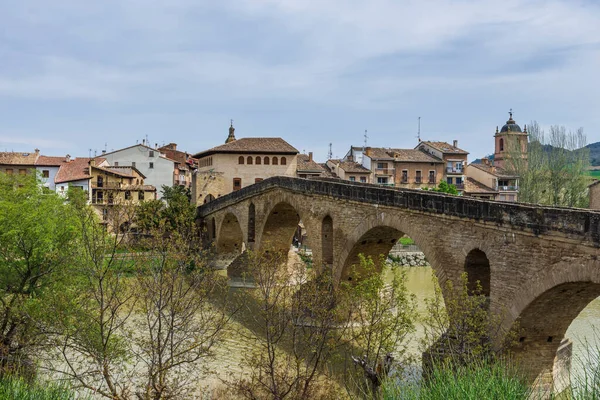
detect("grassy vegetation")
[382,361,531,400]
[0,377,83,400]
[399,237,415,246]
[586,170,600,178]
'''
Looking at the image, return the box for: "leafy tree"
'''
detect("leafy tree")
[340,255,417,397]
[428,181,459,195]
[0,173,79,376]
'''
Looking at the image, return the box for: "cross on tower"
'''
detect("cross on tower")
[509,108,513,120]
[230,119,234,127]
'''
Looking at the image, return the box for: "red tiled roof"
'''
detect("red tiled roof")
[297,154,324,172]
[390,149,443,163]
[329,159,371,173]
[35,155,68,166]
[0,151,39,166]
[194,138,299,158]
[464,177,498,194]
[420,141,469,155]
[55,158,101,183]
[469,163,519,179]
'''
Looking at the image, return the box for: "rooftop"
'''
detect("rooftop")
[55,158,105,184]
[419,141,469,155]
[297,154,324,173]
[194,137,299,158]
[0,150,40,165]
[468,163,519,179]
[329,159,371,173]
[464,177,498,194]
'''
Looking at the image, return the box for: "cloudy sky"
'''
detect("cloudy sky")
[1,0,599,160]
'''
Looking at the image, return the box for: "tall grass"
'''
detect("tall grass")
[382,360,531,400]
[0,377,83,400]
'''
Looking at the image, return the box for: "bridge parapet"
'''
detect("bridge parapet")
[198,177,600,246]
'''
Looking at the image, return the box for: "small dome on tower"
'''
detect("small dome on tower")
[500,110,522,133]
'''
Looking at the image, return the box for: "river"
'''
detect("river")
[207,266,600,392]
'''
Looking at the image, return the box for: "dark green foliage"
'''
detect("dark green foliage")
[0,377,84,400]
[427,181,458,195]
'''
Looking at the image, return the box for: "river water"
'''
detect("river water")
[208,266,600,392]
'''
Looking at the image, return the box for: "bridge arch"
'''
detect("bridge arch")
[508,256,600,387]
[216,212,244,256]
[336,212,448,285]
[258,201,302,255]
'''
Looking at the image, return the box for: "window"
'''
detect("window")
[42,170,50,178]
[233,178,242,191]
[360,176,367,183]
[125,190,131,200]
[429,170,435,183]
[498,180,509,187]
[247,156,253,165]
[114,162,119,166]
[132,162,136,168]
[281,157,286,165]
[255,178,263,183]
[149,151,155,157]
[401,170,408,183]
[239,156,244,164]
[272,157,278,165]
[264,156,270,165]
[349,176,356,181]
[499,138,504,151]
[102,208,108,221]
[19,169,26,175]
[96,191,103,203]
[97,176,104,187]
[138,191,144,201]
[415,170,422,183]
[377,162,385,169]
[149,162,154,169]
[5,169,12,175]
[377,177,388,184]
[60,186,65,191]
[256,156,261,165]
[447,177,453,184]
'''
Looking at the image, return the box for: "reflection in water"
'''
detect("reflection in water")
[566,297,600,381]
[210,267,600,389]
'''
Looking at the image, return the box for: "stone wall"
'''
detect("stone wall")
[590,181,600,210]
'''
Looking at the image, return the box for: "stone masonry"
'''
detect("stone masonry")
[198,176,600,389]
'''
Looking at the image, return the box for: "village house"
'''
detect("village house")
[94,143,176,199]
[416,140,469,192]
[54,157,108,197]
[466,160,520,202]
[158,143,197,189]
[0,149,40,176]
[192,123,299,205]
[296,152,327,179]
[325,159,371,183]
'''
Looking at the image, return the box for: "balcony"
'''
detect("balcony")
[455,183,465,190]
[378,183,395,187]
[92,182,122,189]
[446,167,464,174]
[497,185,518,191]
[375,168,395,176]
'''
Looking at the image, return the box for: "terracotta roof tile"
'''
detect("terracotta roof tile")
[464,177,498,194]
[420,141,469,155]
[468,163,519,179]
[0,151,39,165]
[329,159,371,173]
[319,163,337,178]
[390,149,443,163]
[194,138,299,158]
[35,155,68,166]
[297,154,324,172]
[55,158,100,183]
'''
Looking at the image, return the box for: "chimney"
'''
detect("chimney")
[34,148,40,155]
[168,143,177,150]
[365,147,372,157]
[155,143,158,149]
[102,150,106,155]
[453,140,458,148]
[66,154,71,162]
[89,158,95,167]
[308,152,313,162]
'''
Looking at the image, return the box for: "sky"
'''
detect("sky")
[1,0,600,161]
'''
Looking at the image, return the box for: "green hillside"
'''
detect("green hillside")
[586,142,600,166]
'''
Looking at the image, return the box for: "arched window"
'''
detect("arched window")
[238,156,244,164]
[255,156,261,165]
[281,157,286,165]
[247,156,253,165]
[264,156,270,165]
[499,138,504,152]
[272,157,278,165]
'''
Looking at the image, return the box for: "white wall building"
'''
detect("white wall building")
[96,144,176,199]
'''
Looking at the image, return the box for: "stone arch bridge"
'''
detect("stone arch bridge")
[198,176,600,388]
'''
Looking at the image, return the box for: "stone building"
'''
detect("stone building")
[158,143,197,189]
[466,160,519,202]
[0,149,40,176]
[493,111,528,170]
[326,159,371,183]
[416,140,469,192]
[191,124,299,205]
[296,152,327,179]
[463,177,498,200]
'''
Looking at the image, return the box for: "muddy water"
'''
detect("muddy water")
[208,266,600,388]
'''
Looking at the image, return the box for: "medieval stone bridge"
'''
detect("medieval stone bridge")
[198,176,600,389]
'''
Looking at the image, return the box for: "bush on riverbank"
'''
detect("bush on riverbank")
[0,377,82,400]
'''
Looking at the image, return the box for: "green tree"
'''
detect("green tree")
[0,173,79,376]
[428,181,459,195]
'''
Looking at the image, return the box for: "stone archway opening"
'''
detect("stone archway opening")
[204,193,216,204]
[216,212,243,256]
[464,249,491,298]
[260,202,301,257]
[512,282,600,395]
